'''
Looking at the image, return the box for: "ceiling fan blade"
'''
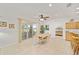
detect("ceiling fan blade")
[44,16,49,18]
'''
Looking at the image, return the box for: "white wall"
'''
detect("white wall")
[0,19,18,48]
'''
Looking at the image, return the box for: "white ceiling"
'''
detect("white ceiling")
[0,3,79,22]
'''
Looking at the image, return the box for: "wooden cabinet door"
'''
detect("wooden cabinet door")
[76,22,79,29]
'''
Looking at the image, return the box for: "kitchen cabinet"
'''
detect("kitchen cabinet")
[66,22,79,29]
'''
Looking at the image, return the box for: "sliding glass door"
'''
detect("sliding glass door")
[22,24,37,40]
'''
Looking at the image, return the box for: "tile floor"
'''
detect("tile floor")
[0,36,73,55]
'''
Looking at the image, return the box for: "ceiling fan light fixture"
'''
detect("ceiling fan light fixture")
[39,18,44,21]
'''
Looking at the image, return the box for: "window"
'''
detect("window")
[40,25,49,34]
[32,24,37,35]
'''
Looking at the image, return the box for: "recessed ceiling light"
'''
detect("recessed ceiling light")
[76,7,79,10]
[49,3,52,7]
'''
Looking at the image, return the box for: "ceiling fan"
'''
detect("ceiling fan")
[39,14,49,21]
